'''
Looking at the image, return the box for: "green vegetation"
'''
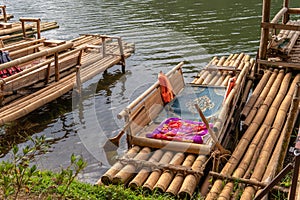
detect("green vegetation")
[0,136,177,200]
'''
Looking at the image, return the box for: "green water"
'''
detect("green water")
[0,0,293,183]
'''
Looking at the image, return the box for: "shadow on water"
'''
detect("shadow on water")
[0,68,127,162]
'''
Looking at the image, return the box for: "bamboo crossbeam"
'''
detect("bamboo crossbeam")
[0,42,73,71]
[209,172,289,193]
[287,8,300,14]
[131,136,211,155]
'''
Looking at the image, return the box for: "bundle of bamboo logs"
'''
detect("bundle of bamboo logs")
[205,70,300,200]
[99,146,208,199]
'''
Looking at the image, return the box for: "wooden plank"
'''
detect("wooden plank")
[261,22,300,31]
[287,8,300,14]
[257,59,300,69]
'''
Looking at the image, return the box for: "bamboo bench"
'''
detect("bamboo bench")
[0,41,84,105]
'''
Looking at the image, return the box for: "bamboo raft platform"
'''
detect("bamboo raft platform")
[0,34,134,125]
[98,54,255,199]
[98,0,300,199]
[0,18,59,44]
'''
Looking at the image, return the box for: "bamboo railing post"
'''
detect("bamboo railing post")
[76,66,82,95]
[283,0,290,24]
[102,37,106,58]
[117,37,126,73]
[0,5,7,23]
[258,0,271,70]
[289,149,300,200]
[19,18,41,39]
[45,63,51,85]
[54,52,59,81]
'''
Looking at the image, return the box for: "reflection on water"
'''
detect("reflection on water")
[1,0,287,183]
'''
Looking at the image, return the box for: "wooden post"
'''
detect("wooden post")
[76,66,82,95]
[258,0,271,70]
[19,18,41,39]
[283,0,290,23]
[117,37,126,73]
[0,5,7,23]
[45,63,51,85]
[102,37,106,58]
[54,52,59,81]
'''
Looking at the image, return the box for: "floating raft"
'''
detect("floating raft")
[206,69,300,200]
[98,54,254,199]
[0,18,59,43]
[0,34,134,125]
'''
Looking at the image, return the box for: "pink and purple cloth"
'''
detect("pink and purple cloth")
[146,117,212,144]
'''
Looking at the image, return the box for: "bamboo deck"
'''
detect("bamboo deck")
[0,34,134,125]
[98,12,300,198]
[98,54,255,199]
[0,21,59,42]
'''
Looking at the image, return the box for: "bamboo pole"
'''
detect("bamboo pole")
[258,0,271,62]
[153,152,185,192]
[131,136,211,155]
[0,42,73,71]
[166,154,196,196]
[128,149,164,189]
[256,81,300,199]
[243,69,279,128]
[142,151,174,192]
[240,73,300,200]
[178,155,207,199]
[112,147,151,184]
[100,146,140,185]
[241,69,273,119]
[241,59,255,105]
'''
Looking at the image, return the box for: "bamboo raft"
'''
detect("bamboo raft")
[0,34,134,125]
[98,54,254,199]
[0,18,59,44]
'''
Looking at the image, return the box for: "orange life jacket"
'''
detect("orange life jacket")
[158,71,174,103]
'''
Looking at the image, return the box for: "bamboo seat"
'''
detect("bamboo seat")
[0,22,12,29]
